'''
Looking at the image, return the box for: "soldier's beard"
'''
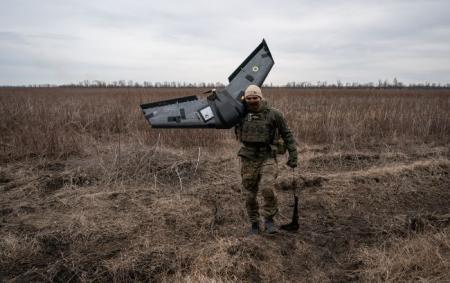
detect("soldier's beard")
[247,101,261,112]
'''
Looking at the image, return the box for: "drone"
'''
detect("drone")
[140,39,274,129]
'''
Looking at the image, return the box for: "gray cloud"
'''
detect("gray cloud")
[0,0,449,85]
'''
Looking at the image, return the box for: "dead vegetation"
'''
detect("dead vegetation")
[357,227,450,282]
[0,87,449,282]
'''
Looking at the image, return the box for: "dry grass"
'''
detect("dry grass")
[0,87,449,282]
[0,88,448,161]
[357,228,450,282]
[0,233,41,265]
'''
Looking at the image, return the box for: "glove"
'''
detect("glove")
[287,156,297,168]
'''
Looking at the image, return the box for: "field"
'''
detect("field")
[0,87,449,282]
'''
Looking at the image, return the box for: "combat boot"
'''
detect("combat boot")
[247,222,260,236]
[264,218,278,234]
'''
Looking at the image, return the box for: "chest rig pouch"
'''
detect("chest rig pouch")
[240,111,272,144]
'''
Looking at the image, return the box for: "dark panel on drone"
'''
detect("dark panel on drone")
[141,95,198,110]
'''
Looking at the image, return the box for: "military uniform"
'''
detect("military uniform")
[236,100,298,224]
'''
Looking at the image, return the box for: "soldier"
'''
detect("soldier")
[236,84,298,235]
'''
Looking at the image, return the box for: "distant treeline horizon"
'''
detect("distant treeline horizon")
[1,78,450,89]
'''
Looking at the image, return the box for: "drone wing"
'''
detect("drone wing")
[141,96,215,128]
[224,39,274,100]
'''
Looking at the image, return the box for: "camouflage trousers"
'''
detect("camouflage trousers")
[240,157,278,223]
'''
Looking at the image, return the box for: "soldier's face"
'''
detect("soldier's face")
[245,95,261,111]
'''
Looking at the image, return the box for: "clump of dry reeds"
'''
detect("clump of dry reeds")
[266,88,450,146]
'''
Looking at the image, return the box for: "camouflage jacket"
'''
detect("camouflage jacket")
[235,100,298,161]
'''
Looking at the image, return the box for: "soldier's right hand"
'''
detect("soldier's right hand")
[287,158,297,168]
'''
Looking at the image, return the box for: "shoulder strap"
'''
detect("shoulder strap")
[266,108,280,144]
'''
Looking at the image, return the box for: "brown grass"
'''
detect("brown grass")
[357,227,450,282]
[0,88,448,161]
[0,87,449,282]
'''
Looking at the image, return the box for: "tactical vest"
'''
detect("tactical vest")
[240,110,273,144]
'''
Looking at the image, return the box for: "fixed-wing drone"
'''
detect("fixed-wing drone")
[140,39,274,129]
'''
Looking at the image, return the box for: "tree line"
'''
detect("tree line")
[1,78,449,89]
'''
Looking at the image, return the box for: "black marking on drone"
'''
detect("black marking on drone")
[180,108,186,119]
[245,75,255,82]
[168,116,181,123]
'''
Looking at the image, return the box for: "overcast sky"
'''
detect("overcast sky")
[1,0,449,85]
